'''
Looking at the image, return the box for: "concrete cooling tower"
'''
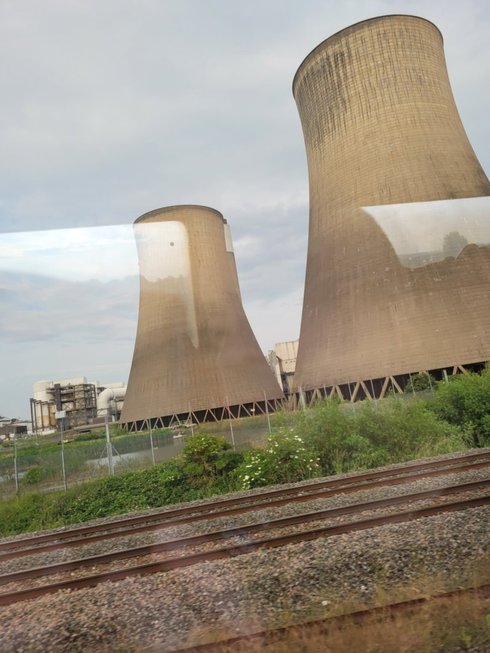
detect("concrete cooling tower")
[120,205,284,430]
[292,15,490,401]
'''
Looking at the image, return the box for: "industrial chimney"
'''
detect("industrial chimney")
[292,15,490,400]
[121,205,284,430]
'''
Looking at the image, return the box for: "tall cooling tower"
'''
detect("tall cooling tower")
[120,205,284,430]
[292,15,490,400]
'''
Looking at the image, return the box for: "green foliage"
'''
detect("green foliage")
[296,400,366,475]
[409,372,436,392]
[295,398,467,475]
[0,493,56,535]
[0,459,202,535]
[182,434,242,488]
[0,379,485,538]
[22,465,49,485]
[237,429,320,489]
[351,399,467,466]
[430,367,490,447]
[73,431,104,442]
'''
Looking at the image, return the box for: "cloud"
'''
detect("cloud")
[0,0,488,417]
[0,271,138,344]
[0,225,138,281]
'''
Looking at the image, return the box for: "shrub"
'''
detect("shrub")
[351,398,468,467]
[22,465,49,485]
[0,493,56,535]
[296,400,368,475]
[237,429,320,490]
[409,372,437,392]
[430,367,490,447]
[292,397,468,475]
[182,434,242,488]
[51,459,193,524]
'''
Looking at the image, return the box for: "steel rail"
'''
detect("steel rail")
[169,583,490,653]
[2,449,488,554]
[1,477,488,587]
[0,494,488,607]
[1,453,489,562]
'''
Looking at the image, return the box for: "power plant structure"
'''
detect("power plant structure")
[120,205,284,431]
[292,15,490,403]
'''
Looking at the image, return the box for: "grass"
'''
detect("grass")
[152,559,490,653]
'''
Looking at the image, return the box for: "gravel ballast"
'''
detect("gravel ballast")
[0,506,488,652]
[0,452,489,652]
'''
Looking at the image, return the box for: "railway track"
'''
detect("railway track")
[169,583,490,653]
[0,485,488,606]
[1,477,488,588]
[2,449,489,562]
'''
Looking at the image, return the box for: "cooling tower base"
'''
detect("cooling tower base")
[289,361,488,409]
[121,397,285,432]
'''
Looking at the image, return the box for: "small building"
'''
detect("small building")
[267,340,298,395]
[0,418,30,439]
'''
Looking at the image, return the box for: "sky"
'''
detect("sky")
[1,0,489,419]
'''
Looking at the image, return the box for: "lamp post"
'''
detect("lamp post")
[55,411,67,490]
[11,432,18,494]
[105,411,114,476]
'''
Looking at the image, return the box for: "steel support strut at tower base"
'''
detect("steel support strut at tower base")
[120,205,284,430]
[292,15,490,394]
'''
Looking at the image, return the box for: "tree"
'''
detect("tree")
[442,231,468,258]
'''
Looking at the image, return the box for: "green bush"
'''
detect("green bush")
[22,465,49,485]
[409,372,437,392]
[351,399,468,467]
[0,493,56,535]
[293,398,468,475]
[182,434,242,488]
[236,429,320,489]
[296,400,367,475]
[430,367,490,447]
[51,460,193,524]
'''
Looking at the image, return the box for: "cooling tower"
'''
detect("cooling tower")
[120,205,283,430]
[293,15,490,399]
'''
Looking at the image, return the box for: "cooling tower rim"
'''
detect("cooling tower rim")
[292,14,443,97]
[134,205,225,224]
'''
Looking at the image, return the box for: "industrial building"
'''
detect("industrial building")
[292,15,490,402]
[120,205,284,430]
[267,340,298,394]
[30,378,126,432]
[0,418,29,439]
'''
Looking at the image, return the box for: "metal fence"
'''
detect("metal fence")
[0,413,274,499]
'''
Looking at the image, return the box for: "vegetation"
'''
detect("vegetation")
[0,428,174,485]
[429,366,490,447]
[408,371,436,392]
[237,429,320,489]
[0,367,488,537]
[175,583,490,653]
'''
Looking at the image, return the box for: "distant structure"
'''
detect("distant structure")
[267,340,298,394]
[292,15,490,402]
[120,205,284,430]
[0,418,29,439]
[30,378,125,432]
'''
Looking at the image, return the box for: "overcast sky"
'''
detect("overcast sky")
[1,0,489,419]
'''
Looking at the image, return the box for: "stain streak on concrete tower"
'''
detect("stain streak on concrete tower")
[293,15,490,399]
[121,205,283,430]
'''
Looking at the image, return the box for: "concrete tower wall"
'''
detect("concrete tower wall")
[120,205,283,427]
[293,15,490,392]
